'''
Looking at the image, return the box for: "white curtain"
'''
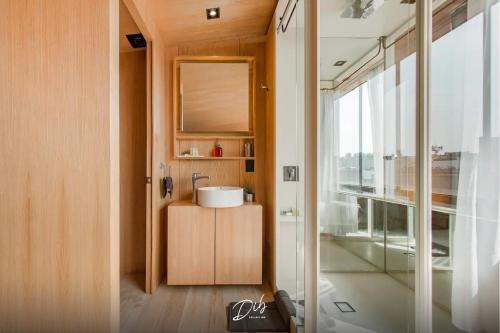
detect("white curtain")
[400,54,416,157]
[366,65,399,198]
[367,67,385,196]
[319,91,358,236]
[448,10,500,333]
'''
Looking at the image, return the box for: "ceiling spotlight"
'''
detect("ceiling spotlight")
[341,0,385,19]
[206,7,220,20]
[334,60,347,66]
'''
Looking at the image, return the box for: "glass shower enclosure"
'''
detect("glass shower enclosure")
[274,0,305,329]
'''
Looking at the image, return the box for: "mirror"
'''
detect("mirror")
[174,57,255,134]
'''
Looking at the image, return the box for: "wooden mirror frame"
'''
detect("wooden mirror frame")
[173,56,256,138]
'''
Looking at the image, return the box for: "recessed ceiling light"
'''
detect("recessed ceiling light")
[334,60,347,66]
[206,7,220,20]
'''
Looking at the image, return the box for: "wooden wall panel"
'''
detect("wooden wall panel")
[167,37,267,201]
[178,39,240,57]
[150,39,169,292]
[0,0,119,332]
[120,50,147,275]
[178,38,240,56]
[178,160,240,199]
[239,35,268,238]
[264,18,276,290]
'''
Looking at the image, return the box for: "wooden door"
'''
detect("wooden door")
[215,204,262,284]
[167,204,216,285]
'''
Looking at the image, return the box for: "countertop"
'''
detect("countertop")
[169,200,262,207]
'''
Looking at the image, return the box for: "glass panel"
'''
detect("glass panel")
[318,0,417,332]
[338,88,361,191]
[275,0,305,329]
[431,1,500,332]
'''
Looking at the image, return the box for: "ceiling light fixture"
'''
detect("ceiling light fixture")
[334,60,347,66]
[126,33,146,48]
[206,7,220,20]
[341,0,385,19]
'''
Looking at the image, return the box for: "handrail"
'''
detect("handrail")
[277,0,298,34]
[335,190,457,215]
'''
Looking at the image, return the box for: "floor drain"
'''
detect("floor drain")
[334,301,356,313]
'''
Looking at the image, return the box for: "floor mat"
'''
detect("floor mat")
[227,290,295,332]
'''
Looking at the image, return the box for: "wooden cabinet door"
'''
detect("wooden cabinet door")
[215,204,262,284]
[167,204,215,285]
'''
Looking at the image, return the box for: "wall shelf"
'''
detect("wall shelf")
[176,135,255,140]
[175,156,255,161]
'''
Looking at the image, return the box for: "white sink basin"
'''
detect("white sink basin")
[197,186,244,208]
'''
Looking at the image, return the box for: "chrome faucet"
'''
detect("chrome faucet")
[192,172,210,204]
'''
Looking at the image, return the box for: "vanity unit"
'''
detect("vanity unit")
[167,201,262,285]
[167,56,263,286]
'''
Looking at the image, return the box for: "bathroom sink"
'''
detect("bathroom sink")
[197,186,244,208]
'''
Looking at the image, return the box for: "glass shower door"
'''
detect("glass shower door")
[317,1,417,331]
[274,0,305,328]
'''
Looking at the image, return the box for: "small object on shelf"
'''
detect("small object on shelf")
[189,147,199,156]
[244,142,253,157]
[212,141,223,157]
[244,188,254,202]
[280,208,299,216]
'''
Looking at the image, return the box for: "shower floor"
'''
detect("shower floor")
[319,238,464,333]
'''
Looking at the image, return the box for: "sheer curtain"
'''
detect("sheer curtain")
[442,10,500,333]
[319,91,358,236]
[367,67,385,196]
[366,64,399,199]
[367,65,400,197]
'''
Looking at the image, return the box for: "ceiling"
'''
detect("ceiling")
[320,0,416,81]
[321,37,378,81]
[120,1,142,52]
[147,0,277,45]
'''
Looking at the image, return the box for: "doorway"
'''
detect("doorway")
[118,0,152,301]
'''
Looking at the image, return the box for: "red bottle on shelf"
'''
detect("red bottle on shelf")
[213,142,223,157]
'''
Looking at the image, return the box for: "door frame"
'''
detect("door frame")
[145,40,153,294]
[121,0,154,294]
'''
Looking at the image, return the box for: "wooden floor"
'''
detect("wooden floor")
[120,274,274,333]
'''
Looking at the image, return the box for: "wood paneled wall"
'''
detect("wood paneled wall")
[167,36,267,201]
[265,18,277,291]
[150,40,169,292]
[0,0,119,331]
[120,50,147,275]
[163,35,273,285]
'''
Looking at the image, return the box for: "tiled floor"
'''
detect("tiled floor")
[319,238,464,333]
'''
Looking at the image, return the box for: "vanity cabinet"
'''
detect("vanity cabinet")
[167,202,262,285]
[167,202,215,285]
[215,205,262,285]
